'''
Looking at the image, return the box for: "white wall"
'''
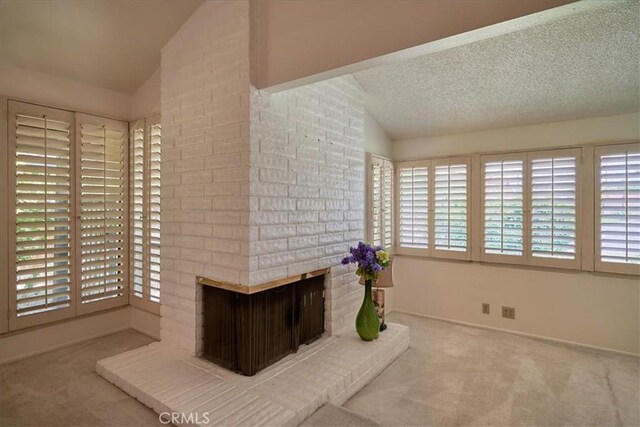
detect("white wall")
[393,113,640,160]
[364,110,392,158]
[131,68,161,120]
[389,112,640,355]
[0,63,132,119]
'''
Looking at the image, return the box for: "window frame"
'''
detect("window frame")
[480,152,527,265]
[594,143,640,275]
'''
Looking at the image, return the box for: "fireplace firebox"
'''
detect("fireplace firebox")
[199,270,326,376]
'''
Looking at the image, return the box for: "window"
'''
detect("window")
[528,149,580,269]
[397,158,470,259]
[129,115,161,313]
[395,145,638,276]
[595,143,640,274]
[368,154,393,250]
[481,154,525,264]
[398,161,429,253]
[432,158,470,260]
[7,101,129,331]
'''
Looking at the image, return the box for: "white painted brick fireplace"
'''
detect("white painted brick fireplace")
[159,0,364,356]
[97,3,409,423]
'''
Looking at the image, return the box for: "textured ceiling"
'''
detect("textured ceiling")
[0,0,204,94]
[354,0,640,140]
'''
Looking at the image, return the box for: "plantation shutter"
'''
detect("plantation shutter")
[369,155,393,251]
[595,144,640,274]
[9,101,76,329]
[76,114,128,313]
[129,115,161,313]
[481,154,525,263]
[528,148,580,269]
[433,157,470,260]
[397,161,429,254]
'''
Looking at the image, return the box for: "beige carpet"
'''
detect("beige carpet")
[1,313,638,426]
[302,404,379,426]
[344,312,639,427]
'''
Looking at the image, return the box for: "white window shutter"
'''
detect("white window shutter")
[433,157,470,260]
[397,161,429,254]
[528,148,580,269]
[481,154,525,263]
[369,155,394,251]
[76,113,128,313]
[129,115,161,313]
[595,144,640,274]
[8,101,76,329]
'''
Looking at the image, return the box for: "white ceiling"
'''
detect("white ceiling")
[0,0,204,94]
[354,0,640,140]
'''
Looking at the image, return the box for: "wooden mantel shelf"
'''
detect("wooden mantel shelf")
[196,268,330,295]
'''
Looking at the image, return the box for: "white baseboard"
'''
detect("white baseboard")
[390,309,639,358]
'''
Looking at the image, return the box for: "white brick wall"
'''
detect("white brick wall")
[249,77,365,334]
[160,0,365,354]
[160,0,251,355]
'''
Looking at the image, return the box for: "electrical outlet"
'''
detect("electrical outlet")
[502,306,515,319]
[482,303,490,314]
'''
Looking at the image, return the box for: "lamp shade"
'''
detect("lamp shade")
[358,258,394,288]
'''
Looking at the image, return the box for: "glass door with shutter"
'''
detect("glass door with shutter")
[8,101,76,329]
[76,113,128,315]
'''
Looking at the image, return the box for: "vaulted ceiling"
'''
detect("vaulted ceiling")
[0,0,204,94]
[354,0,640,140]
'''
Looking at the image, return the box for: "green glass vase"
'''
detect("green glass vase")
[355,279,380,341]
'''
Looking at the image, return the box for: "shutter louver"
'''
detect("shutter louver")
[148,122,161,303]
[483,158,524,257]
[530,151,579,265]
[14,111,73,318]
[596,145,640,270]
[399,165,429,249]
[79,117,126,305]
[434,161,469,254]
